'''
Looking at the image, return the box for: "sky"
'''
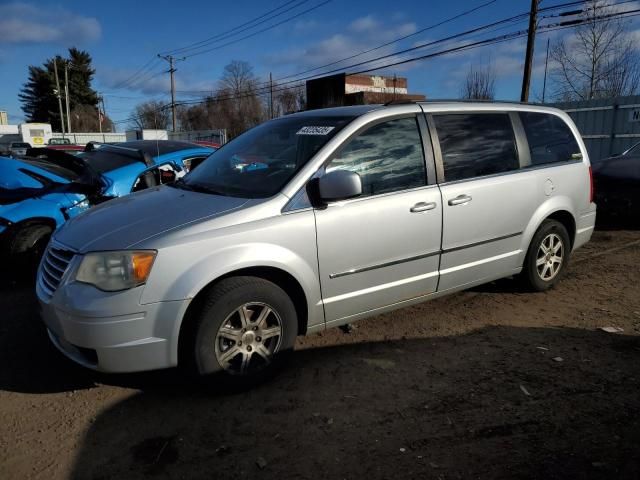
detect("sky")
[1,0,639,131]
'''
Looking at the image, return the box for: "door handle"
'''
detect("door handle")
[410,201,437,213]
[448,194,472,206]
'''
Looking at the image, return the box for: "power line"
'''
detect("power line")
[175,0,587,96]
[161,0,312,56]
[181,1,334,59]
[110,56,161,90]
[270,0,499,82]
[113,3,640,125]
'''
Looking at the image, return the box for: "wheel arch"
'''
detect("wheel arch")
[177,266,310,367]
[520,197,578,267]
[546,210,576,249]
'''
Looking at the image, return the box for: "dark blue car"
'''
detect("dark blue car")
[0,140,213,271]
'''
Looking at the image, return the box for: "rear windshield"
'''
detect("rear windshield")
[11,143,30,148]
[179,115,354,198]
[19,158,79,181]
[78,149,143,173]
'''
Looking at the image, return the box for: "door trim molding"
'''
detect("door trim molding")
[329,250,441,279]
[442,231,522,254]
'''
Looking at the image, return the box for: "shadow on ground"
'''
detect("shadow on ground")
[20,325,639,480]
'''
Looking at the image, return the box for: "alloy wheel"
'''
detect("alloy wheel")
[214,302,283,375]
[536,233,564,281]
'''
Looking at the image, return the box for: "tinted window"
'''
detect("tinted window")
[181,116,354,198]
[434,113,518,182]
[520,112,581,166]
[326,117,426,196]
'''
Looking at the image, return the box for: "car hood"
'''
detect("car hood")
[54,185,250,252]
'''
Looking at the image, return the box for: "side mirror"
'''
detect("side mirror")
[317,169,362,203]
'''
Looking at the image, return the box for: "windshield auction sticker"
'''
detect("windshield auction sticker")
[296,126,335,135]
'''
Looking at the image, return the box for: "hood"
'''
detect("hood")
[0,157,69,188]
[54,184,249,252]
[0,157,66,206]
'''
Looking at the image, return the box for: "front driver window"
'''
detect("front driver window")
[326,117,426,197]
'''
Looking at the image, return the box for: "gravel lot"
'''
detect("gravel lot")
[1,230,639,479]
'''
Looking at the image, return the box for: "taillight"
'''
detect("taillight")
[588,165,594,203]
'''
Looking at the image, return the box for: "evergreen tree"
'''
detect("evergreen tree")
[19,48,101,131]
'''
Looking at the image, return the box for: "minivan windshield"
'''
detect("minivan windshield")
[177,115,354,198]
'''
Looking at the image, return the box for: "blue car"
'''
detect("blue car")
[0,140,213,272]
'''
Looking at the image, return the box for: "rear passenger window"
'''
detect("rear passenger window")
[520,112,581,166]
[434,113,519,182]
[326,117,426,197]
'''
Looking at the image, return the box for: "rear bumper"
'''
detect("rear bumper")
[574,203,597,250]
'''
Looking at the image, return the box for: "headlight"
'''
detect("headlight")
[75,250,156,291]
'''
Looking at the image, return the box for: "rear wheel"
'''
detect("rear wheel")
[184,276,297,387]
[520,219,571,291]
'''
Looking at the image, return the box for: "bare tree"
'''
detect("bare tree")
[550,0,640,100]
[217,61,265,138]
[70,104,114,132]
[274,85,306,116]
[129,100,170,130]
[460,64,496,100]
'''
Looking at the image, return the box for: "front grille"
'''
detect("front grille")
[38,244,75,299]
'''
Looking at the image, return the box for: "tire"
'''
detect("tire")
[8,224,52,280]
[183,276,298,388]
[520,219,571,292]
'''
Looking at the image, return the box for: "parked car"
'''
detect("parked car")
[46,144,85,155]
[591,142,639,225]
[1,141,31,157]
[194,140,221,149]
[1,141,213,272]
[37,102,596,386]
[48,138,72,145]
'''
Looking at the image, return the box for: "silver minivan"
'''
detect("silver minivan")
[37,102,596,384]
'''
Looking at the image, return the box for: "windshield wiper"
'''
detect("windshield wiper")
[171,178,224,195]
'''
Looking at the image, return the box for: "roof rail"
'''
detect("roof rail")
[383,99,418,106]
[418,98,542,106]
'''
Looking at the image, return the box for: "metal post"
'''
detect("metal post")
[520,0,539,102]
[542,38,550,103]
[101,97,108,132]
[53,58,65,135]
[269,72,274,119]
[64,61,71,133]
[158,54,183,132]
[97,94,102,134]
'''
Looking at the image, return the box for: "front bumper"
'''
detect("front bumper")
[38,276,190,373]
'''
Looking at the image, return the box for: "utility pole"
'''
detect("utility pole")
[542,38,550,103]
[64,61,71,133]
[97,94,103,134]
[101,96,108,132]
[158,54,185,132]
[53,58,66,136]
[520,0,539,102]
[269,72,274,119]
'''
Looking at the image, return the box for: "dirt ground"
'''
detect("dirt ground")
[1,230,639,480]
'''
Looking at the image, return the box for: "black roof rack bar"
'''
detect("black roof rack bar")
[83,142,154,167]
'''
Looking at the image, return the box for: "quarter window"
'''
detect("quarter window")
[326,117,426,196]
[520,112,581,166]
[434,113,519,182]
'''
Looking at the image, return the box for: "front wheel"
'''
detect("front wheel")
[184,276,298,387]
[520,219,571,292]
